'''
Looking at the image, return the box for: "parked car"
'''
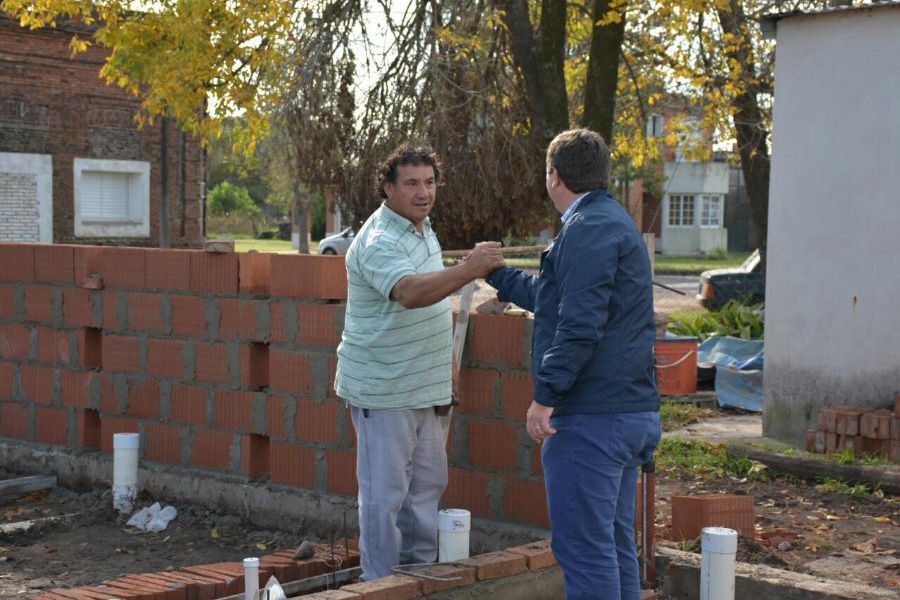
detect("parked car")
[696,249,765,309]
[318,227,354,255]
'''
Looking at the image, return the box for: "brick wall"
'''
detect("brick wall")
[0,242,550,529]
[0,172,39,241]
[0,17,203,247]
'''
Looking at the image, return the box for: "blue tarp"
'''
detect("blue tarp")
[697,336,764,412]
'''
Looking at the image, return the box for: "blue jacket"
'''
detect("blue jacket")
[486,189,659,415]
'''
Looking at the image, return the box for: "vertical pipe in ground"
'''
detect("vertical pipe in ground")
[700,527,737,600]
[112,433,139,514]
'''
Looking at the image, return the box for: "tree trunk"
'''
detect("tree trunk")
[581,0,627,144]
[717,0,770,273]
[501,0,569,147]
[293,189,310,254]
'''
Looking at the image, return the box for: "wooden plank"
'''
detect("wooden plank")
[442,281,476,444]
[726,445,900,495]
[0,475,56,496]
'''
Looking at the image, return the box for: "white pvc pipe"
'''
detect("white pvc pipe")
[112,433,140,514]
[244,557,259,600]
[438,508,471,562]
[700,527,737,600]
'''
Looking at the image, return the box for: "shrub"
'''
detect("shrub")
[669,300,764,341]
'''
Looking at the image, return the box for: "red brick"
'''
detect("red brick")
[268,301,297,343]
[860,409,892,439]
[36,406,68,445]
[835,406,872,436]
[269,255,347,300]
[895,393,900,417]
[812,429,826,454]
[238,253,271,296]
[60,370,95,409]
[99,247,147,289]
[256,556,301,584]
[21,364,55,404]
[127,379,160,418]
[102,292,120,330]
[72,245,104,286]
[327,449,357,496]
[146,249,192,291]
[0,285,15,319]
[0,363,13,399]
[141,572,217,600]
[0,402,29,439]
[240,434,269,476]
[214,390,258,432]
[241,343,269,388]
[266,395,290,439]
[269,350,313,393]
[862,437,891,458]
[468,314,528,367]
[670,495,755,541]
[838,434,865,456]
[145,422,183,465]
[892,415,900,442]
[469,420,518,470]
[506,539,556,570]
[296,304,343,347]
[102,334,142,374]
[461,550,527,581]
[35,326,68,365]
[34,245,74,284]
[297,589,360,599]
[218,298,260,340]
[415,564,476,594]
[128,293,165,333]
[191,429,232,470]
[340,575,420,600]
[443,467,491,518]
[169,295,206,337]
[75,409,101,448]
[169,384,207,425]
[296,399,338,443]
[457,369,498,415]
[99,375,120,414]
[0,244,34,282]
[504,478,549,528]
[120,575,186,600]
[173,566,237,599]
[270,442,315,488]
[501,371,533,420]
[62,288,96,328]
[25,285,55,323]
[194,342,230,384]
[100,416,141,453]
[146,338,185,379]
[0,323,30,360]
[112,576,181,600]
[270,551,332,579]
[825,431,838,453]
[101,580,163,600]
[189,252,239,295]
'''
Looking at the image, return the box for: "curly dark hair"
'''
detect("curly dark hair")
[375,143,442,199]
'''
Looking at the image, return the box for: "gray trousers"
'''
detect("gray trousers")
[350,405,448,580]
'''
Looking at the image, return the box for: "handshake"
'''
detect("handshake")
[461,241,505,279]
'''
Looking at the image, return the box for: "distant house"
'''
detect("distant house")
[762,2,900,446]
[624,97,732,256]
[0,15,204,247]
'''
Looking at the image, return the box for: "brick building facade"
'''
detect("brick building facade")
[0,15,205,247]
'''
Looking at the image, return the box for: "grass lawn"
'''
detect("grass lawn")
[209,235,318,254]
[654,251,750,274]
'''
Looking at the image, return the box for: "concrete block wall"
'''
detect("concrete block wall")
[0,242,549,529]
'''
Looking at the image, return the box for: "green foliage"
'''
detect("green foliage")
[208,182,260,218]
[704,247,727,260]
[659,400,709,432]
[655,437,768,482]
[668,300,764,341]
[815,477,880,499]
[654,252,752,274]
[310,194,327,241]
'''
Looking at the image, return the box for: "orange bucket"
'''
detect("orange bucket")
[655,337,698,396]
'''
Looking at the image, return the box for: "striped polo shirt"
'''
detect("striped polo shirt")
[334,203,453,409]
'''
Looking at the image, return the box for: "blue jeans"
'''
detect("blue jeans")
[542,411,661,600]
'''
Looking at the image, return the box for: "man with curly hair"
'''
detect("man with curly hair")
[335,143,503,581]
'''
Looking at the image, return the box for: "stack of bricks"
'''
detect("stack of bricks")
[37,540,557,599]
[806,396,900,462]
[0,242,550,529]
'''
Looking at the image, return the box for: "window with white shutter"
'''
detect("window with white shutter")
[73,158,150,238]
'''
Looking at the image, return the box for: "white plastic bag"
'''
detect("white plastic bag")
[127,502,178,532]
[262,576,286,600]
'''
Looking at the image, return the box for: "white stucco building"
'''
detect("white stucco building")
[762,2,900,445]
[660,160,730,256]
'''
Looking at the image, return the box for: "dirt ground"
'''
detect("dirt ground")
[0,476,303,598]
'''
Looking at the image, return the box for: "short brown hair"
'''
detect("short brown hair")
[375,143,442,199]
[546,129,610,193]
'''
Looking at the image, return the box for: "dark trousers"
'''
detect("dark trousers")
[542,411,661,600]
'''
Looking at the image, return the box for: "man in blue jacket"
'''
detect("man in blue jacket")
[486,129,661,600]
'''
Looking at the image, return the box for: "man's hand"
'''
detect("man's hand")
[463,241,505,278]
[526,400,557,443]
